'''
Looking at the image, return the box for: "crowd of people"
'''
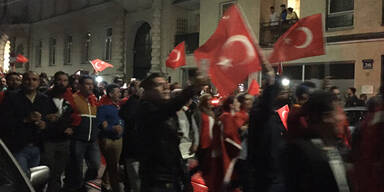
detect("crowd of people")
[0,69,383,192]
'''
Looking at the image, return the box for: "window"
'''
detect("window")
[82,32,91,64]
[35,41,42,67]
[64,35,72,65]
[382,0,384,25]
[327,0,354,29]
[105,28,112,61]
[49,38,56,66]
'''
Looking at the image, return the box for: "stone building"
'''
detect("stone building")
[0,0,383,96]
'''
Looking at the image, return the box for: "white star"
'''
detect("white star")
[284,38,292,45]
[217,57,232,70]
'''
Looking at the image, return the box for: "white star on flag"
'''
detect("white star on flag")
[217,57,232,70]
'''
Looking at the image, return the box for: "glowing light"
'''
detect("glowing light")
[3,40,11,72]
[282,78,290,87]
[96,76,103,83]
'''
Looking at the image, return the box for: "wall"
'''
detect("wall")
[124,8,153,79]
[28,2,125,78]
[275,40,384,96]
[301,0,384,37]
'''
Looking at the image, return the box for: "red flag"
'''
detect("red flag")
[276,105,290,130]
[248,79,260,96]
[194,5,262,96]
[269,14,325,63]
[166,41,186,69]
[90,59,113,72]
[16,54,29,63]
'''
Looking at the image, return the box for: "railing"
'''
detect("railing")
[175,32,199,54]
[259,20,298,48]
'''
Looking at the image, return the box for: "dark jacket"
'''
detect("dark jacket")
[283,138,340,192]
[345,95,359,107]
[136,86,196,184]
[71,93,99,142]
[42,92,75,142]
[0,90,57,152]
[119,95,141,160]
[97,96,124,140]
[247,83,288,191]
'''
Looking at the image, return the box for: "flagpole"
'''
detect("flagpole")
[89,60,98,75]
[237,3,275,77]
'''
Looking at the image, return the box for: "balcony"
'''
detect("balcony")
[259,20,297,48]
[175,32,199,54]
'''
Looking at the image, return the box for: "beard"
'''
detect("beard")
[52,85,68,96]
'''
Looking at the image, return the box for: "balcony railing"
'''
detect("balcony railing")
[259,20,297,48]
[175,32,199,54]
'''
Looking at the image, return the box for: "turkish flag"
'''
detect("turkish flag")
[194,5,262,96]
[248,79,260,96]
[269,14,325,63]
[166,41,186,69]
[16,54,29,63]
[90,59,113,72]
[276,105,290,130]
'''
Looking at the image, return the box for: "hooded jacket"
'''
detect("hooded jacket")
[70,92,99,142]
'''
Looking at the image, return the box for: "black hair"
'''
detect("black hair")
[222,95,235,112]
[140,73,163,90]
[113,76,123,83]
[106,84,120,96]
[53,71,68,82]
[22,71,39,79]
[280,4,286,8]
[302,91,338,123]
[295,81,316,100]
[287,7,293,12]
[349,87,356,94]
[270,6,275,9]
[5,72,19,81]
[330,86,339,91]
[237,93,247,104]
[79,75,93,85]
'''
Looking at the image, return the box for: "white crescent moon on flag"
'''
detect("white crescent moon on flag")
[94,61,102,70]
[170,50,181,62]
[294,27,313,49]
[282,111,288,119]
[223,35,256,65]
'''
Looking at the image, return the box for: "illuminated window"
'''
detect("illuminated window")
[105,28,112,61]
[64,35,72,65]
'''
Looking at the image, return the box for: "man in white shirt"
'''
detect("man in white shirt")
[270,6,280,26]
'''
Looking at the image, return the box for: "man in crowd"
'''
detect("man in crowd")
[0,72,21,103]
[98,84,125,192]
[269,6,279,26]
[136,73,204,191]
[247,74,288,192]
[345,87,359,107]
[0,71,57,175]
[280,4,287,22]
[330,86,342,102]
[64,75,100,192]
[119,84,142,192]
[42,71,75,192]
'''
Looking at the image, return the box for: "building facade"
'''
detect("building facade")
[0,0,383,96]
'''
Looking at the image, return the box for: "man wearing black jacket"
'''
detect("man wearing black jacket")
[247,74,288,192]
[42,71,74,192]
[0,71,57,175]
[136,73,204,192]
